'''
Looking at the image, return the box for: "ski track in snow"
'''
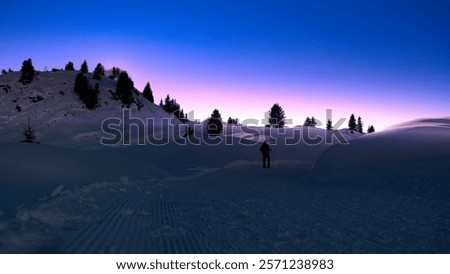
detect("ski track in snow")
[2,161,449,253]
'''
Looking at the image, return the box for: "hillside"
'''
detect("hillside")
[0,71,178,146]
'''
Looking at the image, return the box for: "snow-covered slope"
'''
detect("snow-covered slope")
[312,117,450,192]
[0,71,178,146]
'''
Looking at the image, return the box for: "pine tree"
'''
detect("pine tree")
[80,60,88,73]
[311,116,317,127]
[357,116,363,133]
[93,63,105,80]
[23,117,36,143]
[74,72,98,109]
[19,58,35,84]
[207,109,223,135]
[109,67,121,79]
[348,114,356,131]
[161,94,182,118]
[269,103,286,128]
[116,71,134,105]
[179,109,185,122]
[142,82,154,103]
[326,119,333,130]
[304,117,311,126]
[159,99,163,108]
[368,125,375,133]
[74,72,89,97]
[85,83,99,109]
[65,62,75,71]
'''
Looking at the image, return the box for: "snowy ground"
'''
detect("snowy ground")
[1,72,449,253]
[1,120,450,253]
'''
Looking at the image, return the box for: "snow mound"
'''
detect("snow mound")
[313,117,450,192]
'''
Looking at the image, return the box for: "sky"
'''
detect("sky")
[1,0,449,130]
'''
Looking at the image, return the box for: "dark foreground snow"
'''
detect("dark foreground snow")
[1,118,449,253]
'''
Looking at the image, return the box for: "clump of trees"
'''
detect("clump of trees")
[207,109,223,135]
[74,72,99,109]
[116,71,135,106]
[227,117,239,125]
[19,58,35,84]
[269,103,285,128]
[159,94,186,121]
[348,114,367,133]
[303,116,317,127]
[65,61,75,71]
[367,125,375,133]
[109,67,121,80]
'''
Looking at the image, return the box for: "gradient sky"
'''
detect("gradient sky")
[1,0,449,130]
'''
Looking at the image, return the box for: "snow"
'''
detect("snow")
[313,118,450,193]
[1,71,449,253]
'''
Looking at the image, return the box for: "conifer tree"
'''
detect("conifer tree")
[73,72,98,109]
[80,60,88,73]
[93,63,105,80]
[368,125,375,133]
[304,117,311,126]
[269,103,286,128]
[74,72,89,97]
[143,82,154,103]
[23,117,36,143]
[357,116,363,133]
[19,58,35,84]
[207,109,223,135]
[348,114,356,131]
[326,119,333,130]
[65,61,75,71]
[311,116,317,127]
[116,71,134,105]
[85,83,99,109]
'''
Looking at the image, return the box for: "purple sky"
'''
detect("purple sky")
[1,1,449,130]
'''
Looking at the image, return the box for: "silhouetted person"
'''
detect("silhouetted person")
[260,141,271,168]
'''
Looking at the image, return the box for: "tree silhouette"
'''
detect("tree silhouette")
[116,71,134,106]
[65,62,75,71]
[348,114,356,131]
[93,63,105,80]
[85,83,100,109]
[207,109,223,135]
[357,116,363,133]
[74,72,98,109]
[19,58,35,84]
[23,117,37,143]
[368,125,375,133]
[304,117,311,126]
[326,119,333,130]
[161,94,182,119]
[269,103,285,128]
[80,60,88,73]
[143,82,154,103]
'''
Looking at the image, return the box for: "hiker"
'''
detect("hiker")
[260,140,271,168]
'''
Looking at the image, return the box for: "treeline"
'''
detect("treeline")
[5,58,376,132]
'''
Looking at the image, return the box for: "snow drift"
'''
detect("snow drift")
[312,117,450,193]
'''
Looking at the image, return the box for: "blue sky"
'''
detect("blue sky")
[1,0,449,130]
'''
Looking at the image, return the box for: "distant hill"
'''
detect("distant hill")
[0,71,179,145]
